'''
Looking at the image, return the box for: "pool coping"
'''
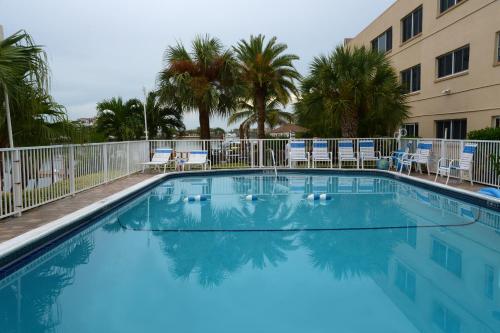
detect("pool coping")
[1,168,499,273]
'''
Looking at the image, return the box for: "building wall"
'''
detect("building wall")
[346,0,500,138]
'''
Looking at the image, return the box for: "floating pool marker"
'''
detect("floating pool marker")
[244,194,258,201]
[306,193,332,201]
[183,195,209,203]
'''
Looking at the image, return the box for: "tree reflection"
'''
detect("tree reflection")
[0,236,94,333]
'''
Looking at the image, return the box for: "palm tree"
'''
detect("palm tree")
[144,91,184,139]
[296,45,408,138]
[228,97,293,139]
[234,35,300,139]
[0,30,50,147]
[95,97,143,141]
[157,35,238,140]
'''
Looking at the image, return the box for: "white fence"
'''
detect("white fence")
[0,137,499,219]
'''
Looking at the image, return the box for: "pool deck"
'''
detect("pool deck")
[0,170,487,244]
[0,173,156,243]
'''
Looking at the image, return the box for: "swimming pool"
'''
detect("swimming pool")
[1,171,499,332]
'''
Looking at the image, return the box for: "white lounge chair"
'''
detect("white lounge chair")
[338,140,359,169]
[182,150,211,171]
[140,148,174,173]
[359,140,380,169]
[288,141,310,168]
[398,141,433,175]
[435,144,477,185]
[312,140,333,168]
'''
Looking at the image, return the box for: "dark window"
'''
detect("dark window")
[436,119,467,139]
[440,0,463,13]
[371,28,392,53]
[437,45,470,78]
[495,117,500,128]
[432,301,461,333]
[403,123,419,137]
[401,64,421,93]
[497,32,500,62]
[402,6,423,43]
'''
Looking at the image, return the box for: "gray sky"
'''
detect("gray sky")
[1,0,394,129]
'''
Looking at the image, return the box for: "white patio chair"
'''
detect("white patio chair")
[182,150,211,171]
[139,148,174,173]
[435,144,477,185]
[288,141,310,168]
[312,140,333,168]
[338,140,359,169]
[398,141,433,175]
[359,140,381,169]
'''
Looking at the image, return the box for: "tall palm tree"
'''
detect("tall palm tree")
[0,30,50,147]
[234,35,300,139]
[228,97,293,139]
[296,45,408,138]
[145,91,185,139]
[157,35,238,140]
[95,97,143,141]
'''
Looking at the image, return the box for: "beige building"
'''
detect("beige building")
[346,0,500,139]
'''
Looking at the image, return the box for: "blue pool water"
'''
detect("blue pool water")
[1,173,499,333]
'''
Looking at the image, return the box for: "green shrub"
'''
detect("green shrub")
[467,127,500,140]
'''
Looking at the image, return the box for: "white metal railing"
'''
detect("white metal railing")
[0,137,499,219]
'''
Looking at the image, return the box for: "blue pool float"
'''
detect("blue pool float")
[183,194,209,202]
[306,193,332,201]
[478,188,500,198]
[244,194,259,201]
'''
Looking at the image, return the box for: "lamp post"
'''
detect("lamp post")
[0,25,14,148]
[142,87,149,141]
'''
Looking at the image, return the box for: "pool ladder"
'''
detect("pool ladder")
[267,149,278,177]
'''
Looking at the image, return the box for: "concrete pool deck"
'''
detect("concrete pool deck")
[0,170,488,244]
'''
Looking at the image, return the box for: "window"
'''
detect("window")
[431,238,462,277]
[402,6,423,43]
[436,119,467,139]
[440,0,463,13]
[371,28,393,53]
[437,45,469,78]
[494,116,500,128]
[403,123,419,137]
[496,32,500,63]
[401,65,421,93]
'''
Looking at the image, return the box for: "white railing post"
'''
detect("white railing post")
[69,146,76,196]
[12,149,22,216]
[126,142,130,175]
[250,140,255,168]
[103,144,108,183]
[258,140,264,168]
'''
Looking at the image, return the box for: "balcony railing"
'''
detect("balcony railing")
[0,137,498,219]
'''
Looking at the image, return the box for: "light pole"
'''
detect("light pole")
[142,87,149,141]
[0,25,14,148]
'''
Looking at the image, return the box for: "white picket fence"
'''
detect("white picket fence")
[0,137,499,219]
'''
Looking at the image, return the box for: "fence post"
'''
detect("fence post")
[258,140,264,168]
[12,149,22,216]
[69,146,75,196]
[250,140,255,168]
[126,142,130,175]
[103,144,108,183]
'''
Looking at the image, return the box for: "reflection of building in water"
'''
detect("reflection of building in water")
[374,208,500,332]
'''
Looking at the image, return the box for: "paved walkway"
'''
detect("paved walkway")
[0,173,155,243]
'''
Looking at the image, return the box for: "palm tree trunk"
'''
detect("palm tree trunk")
[198,104,211,140]
[340,109,359,138]
[255,90,266,139]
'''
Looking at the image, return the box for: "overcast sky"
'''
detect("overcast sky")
[1,0,394,129]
